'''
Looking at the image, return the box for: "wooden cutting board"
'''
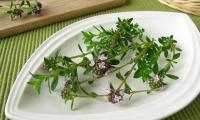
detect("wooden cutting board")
[0,0,126,38]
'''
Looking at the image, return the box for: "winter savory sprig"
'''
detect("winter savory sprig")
[28,18,182,109]
[0,0,42,20]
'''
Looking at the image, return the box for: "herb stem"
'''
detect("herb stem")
[117,46,148,90]
[79,59,134,84]
[69,52,92,59]
[117,63,136,90]
[74,94,108,98]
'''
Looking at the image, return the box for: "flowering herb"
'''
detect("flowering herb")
[0,0,42,20]
[28,18,182,109]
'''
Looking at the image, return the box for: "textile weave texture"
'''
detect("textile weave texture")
[0,0,200,120]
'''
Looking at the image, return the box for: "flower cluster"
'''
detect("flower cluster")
[107,89,125,104]
[145,75,166,90]
[61,80,73,100]
[90,52,112,77]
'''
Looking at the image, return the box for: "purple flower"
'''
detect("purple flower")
[99,52,108,60]
[89,60,95,67]
[148,75,166,89]
[107,89,125,104]
[159,85,167,91]
[98,62,106,69]
[152,75,160,82]
[92,60,111,76]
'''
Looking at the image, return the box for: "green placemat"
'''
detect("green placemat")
[0,0,199,120]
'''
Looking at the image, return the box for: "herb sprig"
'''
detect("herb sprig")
[0,0,42,20]
[28,18,181,109]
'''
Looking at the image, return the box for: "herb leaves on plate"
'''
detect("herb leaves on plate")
[28,18,182,109]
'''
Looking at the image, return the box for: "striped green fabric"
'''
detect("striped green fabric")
[0,0,200,120]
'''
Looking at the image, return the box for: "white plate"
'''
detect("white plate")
[5,11,200,120]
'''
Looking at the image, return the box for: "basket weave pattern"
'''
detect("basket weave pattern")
[159,0,200,16]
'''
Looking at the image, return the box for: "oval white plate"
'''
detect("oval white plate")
[5,11,200,120]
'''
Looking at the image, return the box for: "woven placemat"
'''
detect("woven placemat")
[0,0,199,120]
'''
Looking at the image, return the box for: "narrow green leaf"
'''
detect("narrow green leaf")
[90,92,98,98]
[116,72,124,80]
[27,79,43,94]
[124,70,131,77]
[166,74,179,80]
[30,72,47,80]
[109,82,114,91]
[110,59,120,65]
[176,48,182,51]
[88,80,94,85]
[47,78,51,93]
[146,36,151,42]
[173,53,180,59]
[63,56,74,63]
[125,83,132,94]
[153,62,158,74]
[78,44,83,53]
[51,76,58,91]
[133,69,140,78]
[80,87,90,95]
[146,90,151,94]
[71,98,75,110]
[84,67,92,75]
[164,50,168,58]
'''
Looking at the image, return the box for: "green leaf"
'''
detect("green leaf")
[71,80,80,92]
[78,44,83,53]
[31,73,46,80]
[146,36,151,42]
[26,0,31,7]
[116,72,124,80]
[80,87,90,95]
[164,50,168,58]
[47,78,51,93]
[124,83,132,94]
[109,82,114,91]
[133,69,141,78]
[90,92,98,98]
[84,67,92,75]
[27,79,43,94]
[146,90,151,94]
[124,70,131,77]
[166,74,179,80]
[173,53,180,59]
[110,59,120,65]
[82,31,94,43]
[81,57,90,66]
[51,76,58,91]
[176,48,182,51]
[88,80,94,85]
[21,0,25,6]
[71,98,75,110]
[152,62,158,74]
[63,56,74,63]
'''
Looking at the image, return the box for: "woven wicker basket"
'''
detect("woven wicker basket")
[158,0,200,16]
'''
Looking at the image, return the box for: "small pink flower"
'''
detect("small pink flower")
[89,60,95,67]
[99,52,108,60]
[152,75,160,82]
[159,85,167,91]
[98,62,106,69]
[107,89,125,104]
